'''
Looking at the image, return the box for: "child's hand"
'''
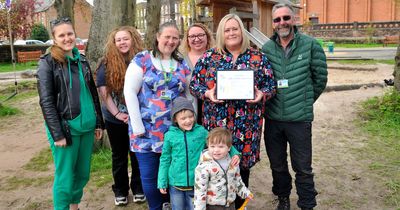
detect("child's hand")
[247,193,254,200]
[230,155,240,167]
[160,188,167,194]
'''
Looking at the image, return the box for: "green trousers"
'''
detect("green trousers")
[48,131,94,210]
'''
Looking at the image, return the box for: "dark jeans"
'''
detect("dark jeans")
[264,119,318,209]
[105,120,143,197]
[135,152,169,210]
[234,168,250,209]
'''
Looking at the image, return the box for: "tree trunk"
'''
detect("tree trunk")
[54,0,75,24]
[144,0,161,49]
[394,40,400,91]
[169,0,176,23]
[85,0,136,69]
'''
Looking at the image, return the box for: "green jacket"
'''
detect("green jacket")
[262,27,328,122]
[158,124,240,189]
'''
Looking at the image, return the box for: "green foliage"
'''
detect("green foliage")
[0,61,38,73]
[358,88,400,206]
[0,103,19,117]
[334,43,397,48]
[30,23,50,42]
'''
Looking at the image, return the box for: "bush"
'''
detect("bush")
[30,23,50,42]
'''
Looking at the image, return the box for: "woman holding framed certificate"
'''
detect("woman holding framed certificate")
[189,13,276,209]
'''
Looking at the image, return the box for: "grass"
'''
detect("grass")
[328,59,395,66]
[89,147,113,187]
[0,103,19,117]
[0,61,38,73]
[24,148,53,171]
[358,88,400,207]
[334,43,398,48]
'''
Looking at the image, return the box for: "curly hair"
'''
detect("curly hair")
[180,23,214,54]
[103,26,144,94]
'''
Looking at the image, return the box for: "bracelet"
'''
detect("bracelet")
[114,111,120,117]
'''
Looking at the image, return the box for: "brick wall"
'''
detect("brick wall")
[300,0,399,24]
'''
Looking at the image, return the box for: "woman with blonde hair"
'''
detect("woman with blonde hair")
[96,26,145,206]
[190,13,276,209]
[180,23,214,123]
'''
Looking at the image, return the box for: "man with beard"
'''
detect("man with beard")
[261,3,327,210]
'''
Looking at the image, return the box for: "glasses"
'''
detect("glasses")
[188,33,206,40]
[273,15,292,23]
[50,17,72,28]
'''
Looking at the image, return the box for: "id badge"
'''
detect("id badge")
[160,89,172,100]
[277,79,289,89]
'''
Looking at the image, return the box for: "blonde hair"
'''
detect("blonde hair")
[207,127,232,147]
[101,26,144,94]
[215,14,250,54]
[180,23,214,54]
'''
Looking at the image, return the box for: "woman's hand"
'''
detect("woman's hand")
[54,138,67,147]
[230,155,240,167]
[247,86,264,103]
[115,112,129,124]
[95,129,103,140]
[160,189,167,194]
[204,86,223,103]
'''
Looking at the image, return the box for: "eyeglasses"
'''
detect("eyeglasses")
[50,17,72,28]
[188,33,206,40]
[273,15,292,23]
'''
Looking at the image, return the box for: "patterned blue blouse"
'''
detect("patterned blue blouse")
[128,51,191,153]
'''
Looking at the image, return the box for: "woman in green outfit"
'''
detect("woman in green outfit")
[37,17,104,210]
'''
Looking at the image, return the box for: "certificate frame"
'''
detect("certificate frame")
[216,70,254,100]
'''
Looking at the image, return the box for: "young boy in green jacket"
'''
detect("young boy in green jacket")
[157,97,240,210]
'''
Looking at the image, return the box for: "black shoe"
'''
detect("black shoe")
[276,196,290,210]
[301,208,313,210]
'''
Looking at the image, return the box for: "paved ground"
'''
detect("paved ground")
[325,47,397,60]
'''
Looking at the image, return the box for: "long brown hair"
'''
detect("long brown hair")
[103,26,144,94]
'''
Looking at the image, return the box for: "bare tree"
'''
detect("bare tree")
[144,0,161,49]
[85,0,136,69]
[54,0,75,24]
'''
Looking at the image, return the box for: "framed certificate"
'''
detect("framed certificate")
[216,70,254,100]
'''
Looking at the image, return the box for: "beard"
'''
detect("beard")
[276,24,293,38]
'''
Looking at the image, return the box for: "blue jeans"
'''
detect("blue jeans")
[169,186,194,210]
[135,152,169,210]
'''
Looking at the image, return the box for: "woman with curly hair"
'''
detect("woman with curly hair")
[96,26,145,206]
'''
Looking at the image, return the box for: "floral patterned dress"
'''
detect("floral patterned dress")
[190,48,276,169]
[128,51,191,153]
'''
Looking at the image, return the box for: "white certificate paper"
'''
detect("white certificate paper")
[216,70,254,100]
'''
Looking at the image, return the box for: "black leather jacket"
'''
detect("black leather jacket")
[37,53,104,142]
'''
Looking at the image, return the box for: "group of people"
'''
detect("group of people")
[37,3,327,210]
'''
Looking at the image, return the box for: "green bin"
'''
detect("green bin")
[327,42,334,53]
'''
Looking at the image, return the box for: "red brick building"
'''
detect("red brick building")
[299,0,400,24]
[34,0,92,39]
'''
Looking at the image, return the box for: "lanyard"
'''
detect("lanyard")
[159,58,174,84]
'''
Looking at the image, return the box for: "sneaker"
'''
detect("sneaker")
[276,196,290,210]
[133,194,146,203]
[114,196,128,206]
[162,202,171,210]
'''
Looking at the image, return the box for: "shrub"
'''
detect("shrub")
[30,23,50,42]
